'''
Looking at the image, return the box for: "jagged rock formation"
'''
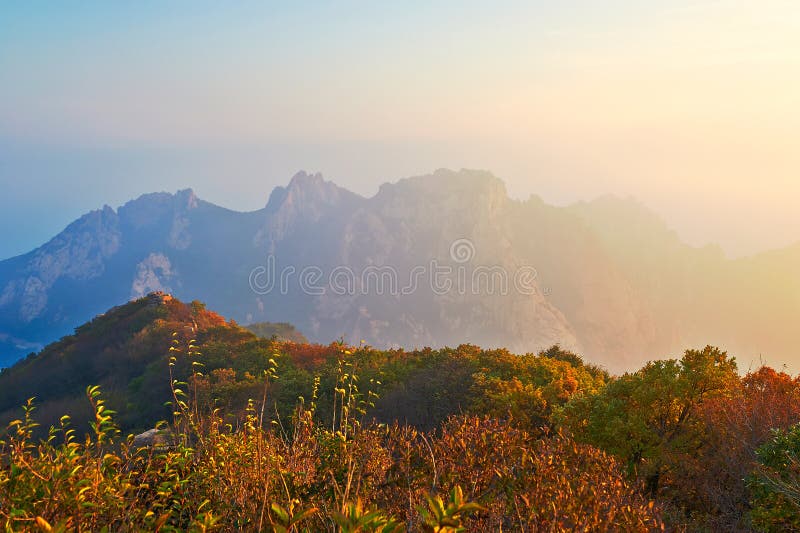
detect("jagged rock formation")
[1,169,798,372]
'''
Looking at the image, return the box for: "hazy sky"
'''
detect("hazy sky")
[1,1,798,260]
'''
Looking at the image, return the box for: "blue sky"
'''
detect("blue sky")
[1,1,799,259]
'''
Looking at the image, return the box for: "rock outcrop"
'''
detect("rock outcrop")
[132,428,176,449]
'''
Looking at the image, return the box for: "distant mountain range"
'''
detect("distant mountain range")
[1,169,798,372]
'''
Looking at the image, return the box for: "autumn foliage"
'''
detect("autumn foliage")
[0,342,661,532]
[1,297,799,531]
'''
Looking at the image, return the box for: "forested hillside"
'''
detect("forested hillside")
[2,295,800,530]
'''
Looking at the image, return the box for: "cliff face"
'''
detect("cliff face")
[10,206,121,322]
[1,169,798,372]
[309,169,580,355]
[0,189,204,366]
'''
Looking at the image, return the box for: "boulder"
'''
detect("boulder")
[132,428,175,448]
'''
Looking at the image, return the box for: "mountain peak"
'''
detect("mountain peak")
[288,170,325,189]
[175,188,199,210]
[118,189,200,230]
[258,172,362,247]
[265,171,361,212]
[376,168,508,207]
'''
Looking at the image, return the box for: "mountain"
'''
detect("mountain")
[0,169,798,372]
[0,293,232,430]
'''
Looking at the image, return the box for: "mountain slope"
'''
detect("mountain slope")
[0,293,230,430]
